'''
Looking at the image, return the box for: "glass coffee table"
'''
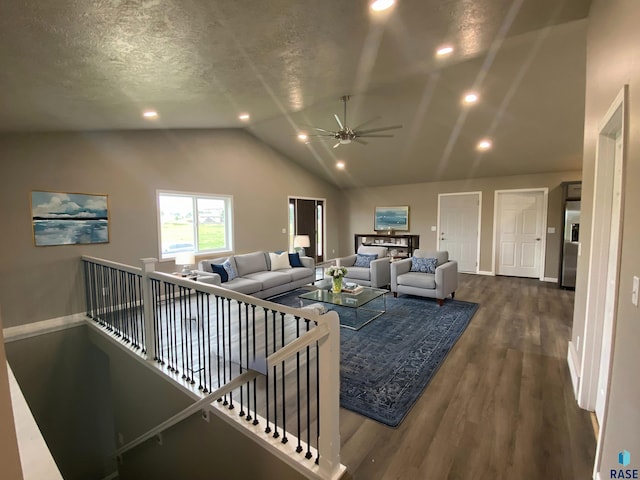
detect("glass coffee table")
[298,286,387,330]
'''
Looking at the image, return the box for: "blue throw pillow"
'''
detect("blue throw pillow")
[222,259,237,280]
[354,253,378,268]
[211,263,228,282]
[288,252,304,268]
[410,257,437,274]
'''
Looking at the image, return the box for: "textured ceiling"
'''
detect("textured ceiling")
[0,0,591,187]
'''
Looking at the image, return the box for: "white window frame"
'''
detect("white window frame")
[157,190,233,260]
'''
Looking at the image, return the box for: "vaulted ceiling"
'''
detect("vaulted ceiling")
[0,0,591,187]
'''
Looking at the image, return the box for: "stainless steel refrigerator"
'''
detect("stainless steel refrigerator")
[560,200,581,288]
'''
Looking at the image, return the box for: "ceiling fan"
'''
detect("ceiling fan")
[305,95,402,149]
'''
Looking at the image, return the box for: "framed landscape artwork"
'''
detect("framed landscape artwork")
[374,206,409,231]
[31,191,109,246]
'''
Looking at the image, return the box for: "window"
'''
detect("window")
[157,191,233,259]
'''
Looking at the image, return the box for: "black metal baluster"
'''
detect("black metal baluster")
[295,316,303,453]
[250,305,258,425]
[227,299,234,409]
[205,292,212,394]
[197,289,205,391]
[239,302,245,416]
[138,275,146,354]
[264,307,271,434]
[221,298,228,405]
[305,318,312,459]
[215,295,222,401]
[280,312,288,444]
[272,310,279,439]
[316,331,320,465]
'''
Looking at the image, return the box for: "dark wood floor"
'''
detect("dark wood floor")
[339,274,596,480]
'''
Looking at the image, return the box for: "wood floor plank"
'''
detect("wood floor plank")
[339,274,596,479]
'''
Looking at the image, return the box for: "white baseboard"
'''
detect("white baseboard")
[567,341,580,399]
[3,313,86,343]
[476,270,494,276]
[543,277,559,283]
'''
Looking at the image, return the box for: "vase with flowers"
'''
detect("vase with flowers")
[326,265,348,293]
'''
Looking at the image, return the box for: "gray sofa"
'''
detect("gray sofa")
[195,251,315,299]
[334,246,391,288]
[391,249,458,305]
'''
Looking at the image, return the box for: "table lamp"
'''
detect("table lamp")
[175,252,196,276]
[293,235,310,256]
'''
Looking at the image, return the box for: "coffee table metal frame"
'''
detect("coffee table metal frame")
[298,286,387,330]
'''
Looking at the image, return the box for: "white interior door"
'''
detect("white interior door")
[595,133,624,423]
[495,190,546,278]
[438,193,480,273]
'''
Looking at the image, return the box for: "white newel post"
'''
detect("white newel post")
[140,258,157,361]
[317,310,342,479]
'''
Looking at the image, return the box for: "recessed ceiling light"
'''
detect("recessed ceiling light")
[336,161,346,170]
[298,133,308,141]
[463,92,479,104]
[238,113,250,121]
[370,0,395,12]
[143,110,158,119]
[477,139,492,151]
[436,45,454,56]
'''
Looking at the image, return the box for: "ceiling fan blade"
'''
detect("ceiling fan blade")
[357,125,403,135]
[311,126,335,134]
[357,134,395,138]
[334,114,344,130]
[306,133,336,137]
[333,141,341,149]
[353,138,368,145]
[352,116,382,131]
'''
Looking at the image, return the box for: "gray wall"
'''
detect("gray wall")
[0,310,24,480]
[0,129,343,328]
[342,171,581,278]
[5,327,116,480]
[572,0,640,473]
[88,328,307,480]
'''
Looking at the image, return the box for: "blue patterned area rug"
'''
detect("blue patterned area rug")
[269,290,479,427]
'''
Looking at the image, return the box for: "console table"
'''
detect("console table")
[354,233,420,259]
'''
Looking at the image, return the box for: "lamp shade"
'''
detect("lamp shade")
[293,235,310,248]
[174,252,195,266]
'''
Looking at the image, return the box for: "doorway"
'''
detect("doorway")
[493,189,548,279]
[288,197,325,264]
[437,192,481,273]
[576,86,627,477]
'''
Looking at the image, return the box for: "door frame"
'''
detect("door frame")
[492,188,549,280]
[288,195,327,263]
[574,86,627,478]
[437,191,482,274]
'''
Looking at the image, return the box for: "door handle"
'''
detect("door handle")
[536,238,541,241]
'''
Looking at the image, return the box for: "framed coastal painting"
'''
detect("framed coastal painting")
[374,206,409,231]
[31,191,109,246]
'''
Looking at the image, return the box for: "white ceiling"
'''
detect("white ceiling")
[0,0,591,187]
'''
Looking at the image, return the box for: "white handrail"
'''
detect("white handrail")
[115,369,258,457]
[82,255,143,275]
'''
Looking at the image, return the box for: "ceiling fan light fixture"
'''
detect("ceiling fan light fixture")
[340,138,352,145]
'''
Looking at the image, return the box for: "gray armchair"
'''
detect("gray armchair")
[391,250,458,305]
[334,246,391,288]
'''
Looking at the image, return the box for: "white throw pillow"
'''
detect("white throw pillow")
[269,252,291,270]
